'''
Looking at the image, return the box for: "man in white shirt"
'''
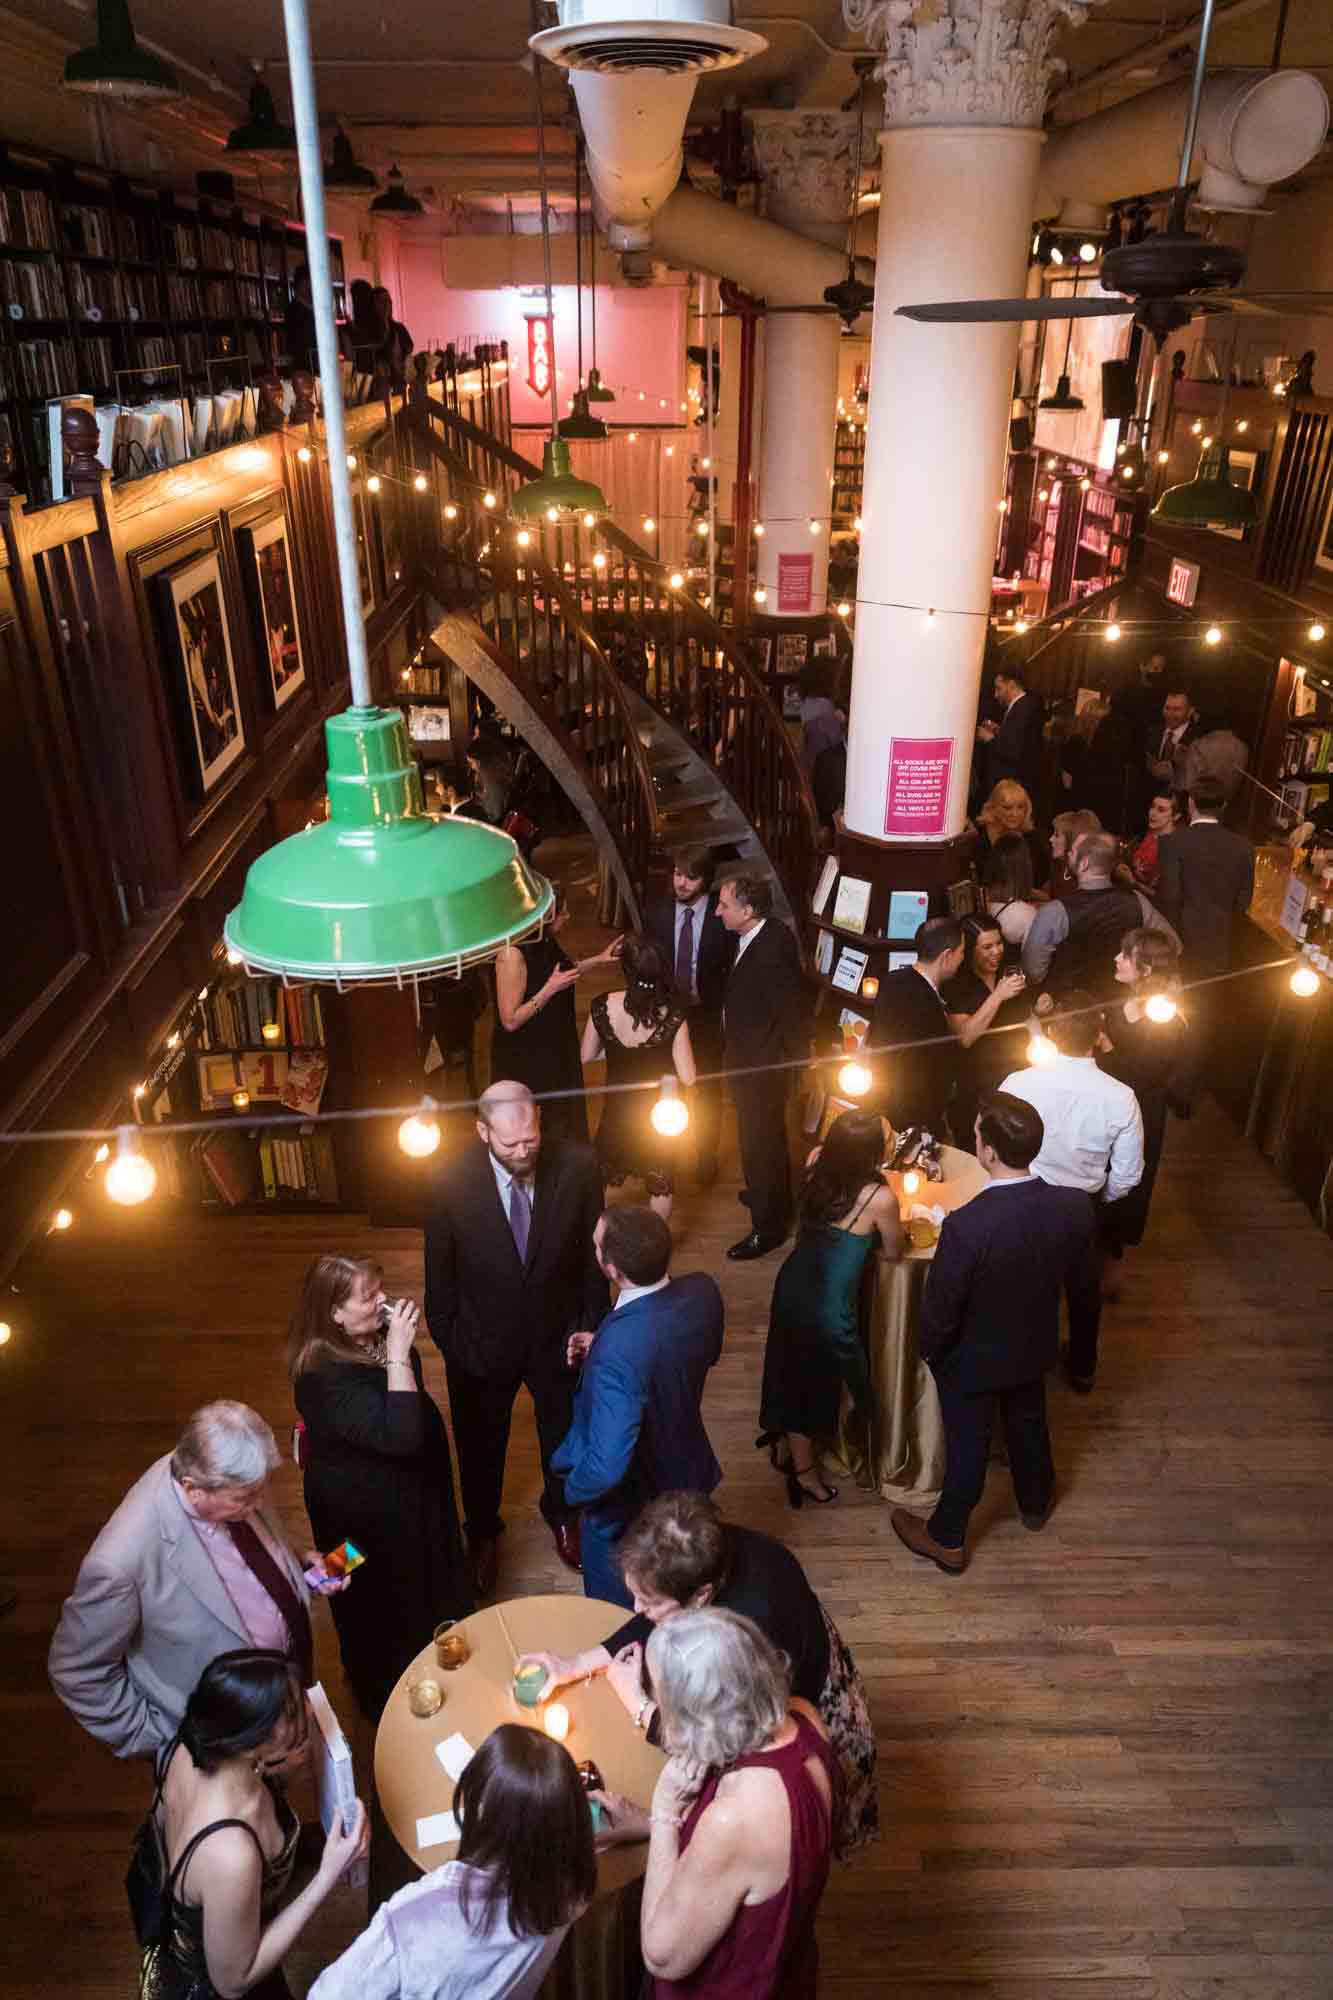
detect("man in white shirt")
[1000,990,1143,1392]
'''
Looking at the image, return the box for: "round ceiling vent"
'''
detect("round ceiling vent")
[530,17,766,77]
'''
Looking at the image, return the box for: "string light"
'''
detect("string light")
[545,507,559,524]
[901,1169,922,1197]
[226,947,243,966]
[398,1098,442,1158]
[754,585,768,605]
[701,457,711,469]
[650,1076,689,1137]
[444,503,458,521]
[1026,1030,1058,1066]
[543,1702,571,1742]
[922,608,936,631]
[1157,450,1170,464]
[583,512,596,529]
[1105,623,1122,642]
[367,475,382,495]
[1144,991,1178,1023]
[346,453,357,470]
[853,515,863,532]
[94,1142,110,1165]
[1236,419,1249,434]
[1204,626,1223,646]
[1079,241,1098,262]
[1191,420,1203,435]
[627,432,637,443]
[836,1059,873,1098]
[836,600,851,617]
[516,529,532,549]
[665,446,674,458]
[669,571,684,590]
[105,1128,156,1206]
[296,446,312,464]
[166,1032,181,1050]
[483,491,497,509]
[1310,623,1326,643]
[1079,477,1091,492]
[49,1207,73,1232]
[1290,965,1320,997]
[414,473,428,493]
[808,518,820,535]
[593,551,607,571]
[1037,487,1050,502]
[695,521,709,538]
[1015,619,1029,634]
[753,522,765,537]
[642,516,655,533]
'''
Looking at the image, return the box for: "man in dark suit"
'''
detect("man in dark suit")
[554,1206,724,1607]
[869,916,965,1134]
[1139,684,1202,819]
[892,1091,1097,1574]
[717,872,806,1261]
[645,847,736,1185]
[978,663,1044,797]
[424,1080,609,1595]
[1158,775,1256,976]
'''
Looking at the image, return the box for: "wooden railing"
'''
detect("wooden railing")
[411,394,820,909]
[994,576,1129,701]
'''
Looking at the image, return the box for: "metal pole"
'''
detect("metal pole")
[1175,0,1218,195]
[281,0,372,710]
[702,276,716,615]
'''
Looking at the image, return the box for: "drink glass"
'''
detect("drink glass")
[407,1674,444,1718]
[434,1620,470,1670]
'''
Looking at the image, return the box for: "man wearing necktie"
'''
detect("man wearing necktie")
[424,1081,609,1597]
[646,849,736,1186]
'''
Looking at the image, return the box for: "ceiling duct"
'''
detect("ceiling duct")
[530,2,766,249]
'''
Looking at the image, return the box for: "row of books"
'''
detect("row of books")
[1281,725,1333,779]
[0,256,66,318]
[197,980,327,1050]
[0,186,56,249]
[195,1124,339,1206]
[200,224,235,271]
[59,202,116,259]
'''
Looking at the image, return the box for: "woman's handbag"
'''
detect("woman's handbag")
[126,1741,175,1946]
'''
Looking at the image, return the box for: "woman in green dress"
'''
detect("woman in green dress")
[757,1111,904,1508]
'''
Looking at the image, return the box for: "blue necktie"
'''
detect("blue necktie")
[508,1176,532,1259]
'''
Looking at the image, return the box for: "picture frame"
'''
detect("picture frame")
[1213,446,1261,541]
[1316,479,1333,575]
[153,549,246,795]
[236,511,306,711]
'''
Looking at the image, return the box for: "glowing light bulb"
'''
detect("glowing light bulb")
[414,473,428,492]
[231,1087,251,1110]
[1015,619,1029,634]
[1290,965,1320,997]
[1049,244,1064,265]
[1236,419,1248,433]
[543,1702,571,1742]
[754,585,768,605]
[94,1142,110,1165]
[0,1323,11,1346]
[583,512,596,528]
[1192,420,1203,435]
[105,1128,156,1206]
[669,570,684,590]
[638,391,645,401]
[1309,623,1326,643]
[628,431,637,442]
[1105,623,1122,642]
[1144,992,1178,1023]
[1045,457,1058,470]
[51,1207,73,1232]
[695,521,708,537]
[593,552,607,571]
[516,529,531,549]
[1157,450,1170,464]
[1201,434,1214,449]
[651,1076,689,1137]
[902,1169,921,1197]
[1079,241,1097,263]
[261,1021,282,1045]
[483,491,497,509]
[226,947,243,966]
[346,453,357,470]
[642,516,655,533]
[1037,487,1050,502]
[836,600,851,617]
[996,498,1008,512]
[444,502,458,521]
[808,517,820,534]
[166,1032,181,1050]
[398,1101,442,1158]
[853,514,863,532]
[1204,625,1222,647]
[922,608,936,631]
[665,446,675,458]
[546,506,559,523]
[701,457,711,469]
[133,1082,147,1101]
[837,1060,873,1099]
[753,522,765,537]
[367,474,382,495]
[1079,477,1091,492]
[296,445,312,464]
[1026,1031,1058,1067]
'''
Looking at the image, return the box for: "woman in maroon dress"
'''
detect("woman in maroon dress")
[596,1608,835,1999]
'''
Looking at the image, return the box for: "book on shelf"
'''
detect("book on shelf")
[812,854,839,917]
[59,203,115,259]
[830,874,872,934]
[887,889,929,938]
[196,1128,258,1206]
[7,188,57,249]
[67,264,125,322]
[1,256,67,319]
[814,929,835,978]
[831,945,869,994]
[15,338,77,399]
[258,1126,339,1203]
[280,1051,329,1117]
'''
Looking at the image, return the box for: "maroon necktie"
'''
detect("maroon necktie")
[227,1519,314,1686]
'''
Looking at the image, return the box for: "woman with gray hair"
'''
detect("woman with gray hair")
[597,1609,835,1997]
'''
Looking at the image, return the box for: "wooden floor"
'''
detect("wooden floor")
[4,870,1333,1996]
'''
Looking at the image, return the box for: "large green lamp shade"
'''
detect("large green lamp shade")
[1153,443,1260,529]
[64,0,180,97]
[511,437,608,520]
[558,390,610,442]
[227,78,297,157]
[224,708,552,983]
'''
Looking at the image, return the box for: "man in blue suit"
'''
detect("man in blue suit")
[553,1206,724,1607]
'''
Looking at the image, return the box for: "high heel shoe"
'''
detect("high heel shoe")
[755,1430,793,1475]
[785,1463,839,1510]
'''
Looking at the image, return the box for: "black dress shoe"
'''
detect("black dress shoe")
[727,1230,784,1261]
[469,1536,499,1599]
[551,1518,582,1572]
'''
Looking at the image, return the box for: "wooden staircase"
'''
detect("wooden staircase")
[407,393,819,931]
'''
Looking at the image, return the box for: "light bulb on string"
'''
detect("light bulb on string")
[0,1323,11,1347]
[1310,623,1326,642]
[516,529,532,549]
[642,516,655,533]
[261,1021,282,1045]
[296,446,312,464]
[1191,420,1203,436]
[1037,487,1050,502]
[398,1098,442,1158]
[1105,623,1122,643]
[105,1127,156,1206]
[650,1076,689,1137]
[166,1031,181,1050]
[836,600,851,617]
[366,475,382,495]
[226,947,243,966]
[346,453,357,471]
[922,608,936,632]
[444,503,458,521]
[1078,241,1097,263]
[545,507,559,524]
[853,515,863,532]
[695,521,709,538]
[593,552,607,571]
[1290,965,1320,997]
[1079,477,1091,492]
[1144,991,1178,1023]
[1201,435,1213,448]
[754,585,768,605]
[1157,449,1170,464]
[701,457,711,469]
[669,571,684,591]
[49,1207,74,1234]
[1026,1030,1058,1067]
[1049,244,1064,265]
[93,1142,110,1165]
[1015,619,1029,634]
[1204,626,1223,647]
[583,512,596,529]
[665,446,674,458]
[753,522,765,537]
[1236,419,1249,434]
[483,491,497,509]
[808,518,820,535]
[627,432,637,443]
[837,1059,873,1099]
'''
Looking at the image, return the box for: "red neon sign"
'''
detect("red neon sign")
[525,314,553,398]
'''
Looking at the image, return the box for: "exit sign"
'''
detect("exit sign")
[1166,556,1200,607]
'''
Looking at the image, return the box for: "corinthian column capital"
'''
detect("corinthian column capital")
[842,0,1099,130]
[745,109,860,241]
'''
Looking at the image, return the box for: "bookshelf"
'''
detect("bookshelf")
[138,974,348,1213]
[0,139,348,501]
[1278,677,1333,828]
[1015,456,1139,610]
[831,418,865,525]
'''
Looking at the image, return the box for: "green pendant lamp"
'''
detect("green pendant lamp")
[557,145,609,443]
[1153,442,1259,529]
[225,0,552,989]
[64,0,180,98]
[324,127,378,194]
[370,166,424,217]
[558,387,610,442]
[227,73,297,156]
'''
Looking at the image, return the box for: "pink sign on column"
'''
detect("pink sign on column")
[884,736,954,837]
[776,551,813,613]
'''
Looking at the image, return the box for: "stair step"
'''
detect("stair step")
[656,803,750,844]
[652,773,719,809]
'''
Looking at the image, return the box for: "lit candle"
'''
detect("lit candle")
[543,1702,571,1742]
[902,1170,921,1197]
[261,1021,282,1044]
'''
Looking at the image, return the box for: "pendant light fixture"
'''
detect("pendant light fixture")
[224,0,552,987]
[324,127,379,193]
[1040,275,1086,413]
[513,31,609,521]
[584,153,615,405]
[226,69,297,157]
[370,165,424,217]
[1154,324,1258,529]
[560,142,609,442]
[64,0,180,98]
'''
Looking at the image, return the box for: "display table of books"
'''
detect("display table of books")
[824,1145,987,1509]
[375,1595,664,2000]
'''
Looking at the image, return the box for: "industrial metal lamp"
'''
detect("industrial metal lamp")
[324,128,378,193]
[558,389,610,442]
[1040,373,1085,414]
[226,75,297,156]
[511,437,608,519]
[64,0,180,98]
[1153,443,1259,528]
[585,366,616,404]
[370,166,424,217]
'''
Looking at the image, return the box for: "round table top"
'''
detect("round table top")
[375,1595,665,1897]
[887,1142,987,1260]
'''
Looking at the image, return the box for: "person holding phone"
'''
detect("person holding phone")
[288,1257,472,1719]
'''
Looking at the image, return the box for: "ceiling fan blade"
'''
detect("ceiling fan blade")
[1197,292,1333,322]
[896,296,1132,323]
[1229,290,1333,302]
[764,303,842,314]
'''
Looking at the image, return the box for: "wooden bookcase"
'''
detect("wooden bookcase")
[0,139,347,501]
[831,418,865,526]
[1014,453,1139,610]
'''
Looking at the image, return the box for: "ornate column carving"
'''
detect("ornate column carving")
[746,109,859,243]
[843,0,1098,129]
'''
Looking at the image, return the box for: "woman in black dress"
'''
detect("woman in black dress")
[579,934,694,1221]
[1099,926,1197,1281]
[943,916,1032,1149]
[288,1256,472,1719]
[491,888,620,1145]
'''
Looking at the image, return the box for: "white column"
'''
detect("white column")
[747,111,857,618]
[841,0,1095,842]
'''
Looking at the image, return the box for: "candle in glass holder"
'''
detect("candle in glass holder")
[513,1662,549,1709]
[434,1620,470,1670]
[260,1021,282,1045]
[407,1675,443,1718]
[543,1702,571,1742]
[902,1170,921,1197]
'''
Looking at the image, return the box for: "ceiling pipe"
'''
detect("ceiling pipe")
[1049,0,1279,117]
[1035,68,1329,221]
[650,183,872,325]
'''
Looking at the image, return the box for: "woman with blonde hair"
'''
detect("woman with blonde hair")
[972,779,1050,892]
[288,1256,471,1716]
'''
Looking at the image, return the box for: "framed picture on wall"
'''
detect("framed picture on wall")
[236,511,306,710]
[1213,446,1262,541]
[1316,480,1333,574]
[154,550,246,794]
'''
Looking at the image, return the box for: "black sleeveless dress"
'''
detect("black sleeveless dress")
[590,991,686,1197]
[489,935,588,1144]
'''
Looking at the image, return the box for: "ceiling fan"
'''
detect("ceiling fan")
[895,0,1333,345]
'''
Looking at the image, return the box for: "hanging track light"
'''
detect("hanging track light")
[64,0,180,98]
